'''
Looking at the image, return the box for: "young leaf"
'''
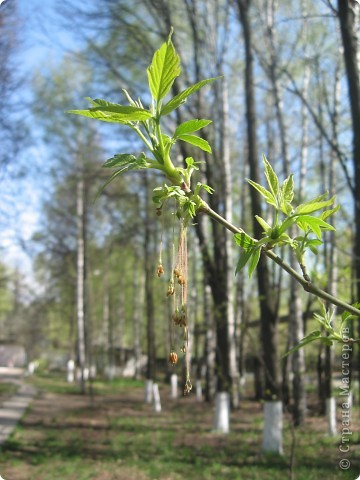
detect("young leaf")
[248,248,261,277]
[255,215,272,233]
[279,174,294,214]
[263,155,279,198]
[234,232,256,249]
[295,195,335,215]
[174,119,212,138]
[195,182,214,195]
[247,179,277,208]
[147,31,181,103]
[319,204,340,221]
[340,302,360,328]
[102,153,137,168]
[177,134,212,153]
[161,77,219,116]
[282,330,323,358]
[235,249,253,275]
[296,215,335,239]
[68,98,152,123]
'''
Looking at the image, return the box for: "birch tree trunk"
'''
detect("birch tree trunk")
[143,174,156,399]
[337,0,360,409]
[236,0,282,453]
[132,255,143,380]
[76,171,87,394]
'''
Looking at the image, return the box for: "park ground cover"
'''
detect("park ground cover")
[0,374,359,480]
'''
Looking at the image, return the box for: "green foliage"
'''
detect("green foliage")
[147,28,181,103]
[68,30,360,355]
[235,155,339,278]
[282,301,360,358]
[69,30,216,222]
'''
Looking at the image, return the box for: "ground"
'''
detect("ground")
[0,374,359,479]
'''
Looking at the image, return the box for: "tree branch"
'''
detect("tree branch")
[199,202,360,318]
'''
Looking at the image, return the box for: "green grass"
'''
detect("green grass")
[0,374,359,480]
[0,381,18,398]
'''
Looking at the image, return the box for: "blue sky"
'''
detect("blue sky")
[1,0,79,276]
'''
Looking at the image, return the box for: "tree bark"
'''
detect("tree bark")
[76,171,87,394]
[337,0,360,405]
[236,0,280,400]
[143,174,156,382]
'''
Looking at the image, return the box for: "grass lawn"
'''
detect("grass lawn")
[0,374,358,479]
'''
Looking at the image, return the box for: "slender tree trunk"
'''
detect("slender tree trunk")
[236,0,280,400]
[204,283,216,402]
[132,255,143,380]
[237,0,282,454]
[143,174,156,384]
[337,0,360,406]
[76,172,87,394]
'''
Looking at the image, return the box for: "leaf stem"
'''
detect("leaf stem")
[200,201,360,318]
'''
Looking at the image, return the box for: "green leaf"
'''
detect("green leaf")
[277,216,297,236]
[295,195,335,215]
[282,330,324,358]
[255,215,272,233]
[195,182,214,195]
[147,31,181,103]
[280,174,294,214]
[235,249,253,275]
[296,215,335,239]
[68,98,152,124]
[248,248,261,277]
[174,119,212,138]
[263,155,279,198]
[234,232,256,249]
[341,302,360,328]
[281,174,294,202]
[98,153,149,197]
[247,179,277,207]
[161,77,219,116]
[102,153,136,168]
[178,134,212,153]
[319,204,340,221]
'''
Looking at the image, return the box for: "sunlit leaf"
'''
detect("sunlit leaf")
[247,179,277,207]
[68,98,152,124]
[161,77,219,116]
[174,119,212,138]
[263,155,279,198]
[295,195,335,215]
[147,31,181,102]
[255,215,272,233]
[296,215,335,239]
[177,134,212,153]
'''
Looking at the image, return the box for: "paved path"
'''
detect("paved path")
[0,368,36,446]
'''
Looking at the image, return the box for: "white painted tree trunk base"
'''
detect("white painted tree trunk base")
[144,379,153,403]
[196,380,202,401]
[170,374,178,399]
[153,383,162,412]
[326,397,337,436]
[67,360,75,383]
[262,401,283,454]
[213,392,230,433]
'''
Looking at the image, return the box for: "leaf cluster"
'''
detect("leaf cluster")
[234,156,339,277]
[68,29,216,217]
[283,301,360,357]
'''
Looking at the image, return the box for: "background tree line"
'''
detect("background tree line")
[1,0,359,444]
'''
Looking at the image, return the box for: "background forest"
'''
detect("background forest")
[0,0,360,475]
